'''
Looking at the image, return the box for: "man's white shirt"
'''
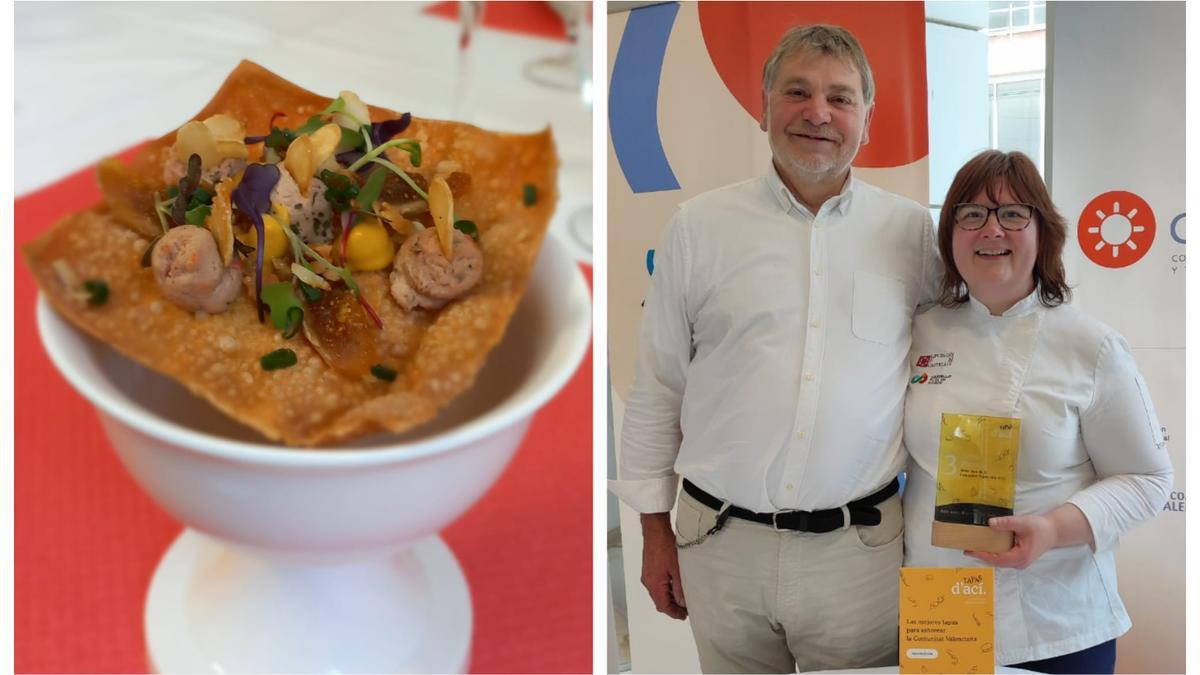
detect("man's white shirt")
[611,166,940,513]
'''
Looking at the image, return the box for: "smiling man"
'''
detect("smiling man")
[611,25,941,672]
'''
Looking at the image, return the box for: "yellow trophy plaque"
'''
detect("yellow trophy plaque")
[932,413,1020,553]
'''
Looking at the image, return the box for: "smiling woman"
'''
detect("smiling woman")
[903,148,1173,673]
[935,149,1069,314]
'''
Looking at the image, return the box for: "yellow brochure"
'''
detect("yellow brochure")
[933,413,1020,552]
[900,567,995,674]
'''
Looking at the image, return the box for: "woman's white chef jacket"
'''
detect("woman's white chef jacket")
[902,289,1173,664]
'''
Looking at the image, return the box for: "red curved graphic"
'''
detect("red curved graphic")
[1077,190,1156,268]
[697,2,927,168]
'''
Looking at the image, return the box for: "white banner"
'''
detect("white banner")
[1049,3,1185,673]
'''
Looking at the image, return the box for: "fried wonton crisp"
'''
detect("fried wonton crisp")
[25,61,559,446]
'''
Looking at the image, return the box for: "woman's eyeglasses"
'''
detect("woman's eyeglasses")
[953,203,1035,231]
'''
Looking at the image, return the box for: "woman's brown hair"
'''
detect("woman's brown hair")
[937,150,1071,308]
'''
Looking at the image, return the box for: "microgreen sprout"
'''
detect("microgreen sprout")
[347,139,422,173]
[367,156,429,201]
[141,233,165,268]
[318,170,360,212]
[277,221,384,330]
[153,193,171,233]
[356,168,388,212]
[261,281,304,338]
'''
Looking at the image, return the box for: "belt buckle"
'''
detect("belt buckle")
[772,509,808,532]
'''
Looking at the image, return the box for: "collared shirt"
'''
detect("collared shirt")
[902,290,1173,664]
[610,166,940,513]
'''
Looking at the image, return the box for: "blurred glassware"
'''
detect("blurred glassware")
[524,2,593,256]
[452,0,485,119]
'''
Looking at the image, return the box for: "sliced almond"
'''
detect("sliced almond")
[285,135,314,195]
[433,160,462,180]
[308,123,341,168]
[291,262,332,290]
[207,173,243,266]
[376,201,417,237]
[334,90,370,129]
[203,114,245,140]
[215,139,250,160]
[175,120,221,169]
[428,176,454,259]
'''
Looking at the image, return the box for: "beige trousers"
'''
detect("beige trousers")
[674,488,903,673]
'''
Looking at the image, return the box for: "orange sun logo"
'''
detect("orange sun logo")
[1077,190,1156,268]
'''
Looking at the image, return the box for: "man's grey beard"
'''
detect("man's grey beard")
[770,140,852,183]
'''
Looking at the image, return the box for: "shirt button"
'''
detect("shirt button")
[796,431,806,439]
[786,482,795,490]
[805,373,815,381]
[814,269,823,277]
[810,320,820,328]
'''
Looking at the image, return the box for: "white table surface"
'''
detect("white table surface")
[15,1,593,262]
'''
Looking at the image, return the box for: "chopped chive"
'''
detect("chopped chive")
[522,183,537,206]
[83,280,109,305]
[371,364,397,382]
[453,219,480,242]
[260,348,298,371]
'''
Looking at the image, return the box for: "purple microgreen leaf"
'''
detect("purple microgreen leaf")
[172,153,203,225]
[368,113,412,147]
[232,163,281,322]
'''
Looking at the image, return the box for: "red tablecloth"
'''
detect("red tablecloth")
[424,1,572,41]
[14,150,593,674]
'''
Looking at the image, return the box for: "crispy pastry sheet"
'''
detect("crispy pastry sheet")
[25,61,559,446]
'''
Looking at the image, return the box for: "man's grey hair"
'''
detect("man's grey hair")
[761,24,875,105]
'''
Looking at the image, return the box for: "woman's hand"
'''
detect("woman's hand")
[966,515,1056,569]
[966,503,1095,569]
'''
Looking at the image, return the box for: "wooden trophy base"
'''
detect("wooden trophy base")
[932,521,1013,553]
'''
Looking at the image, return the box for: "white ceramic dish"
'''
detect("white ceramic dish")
[37,233,591,673]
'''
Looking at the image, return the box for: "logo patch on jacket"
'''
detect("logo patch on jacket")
[915,352,954,368]
[910,371,952,385]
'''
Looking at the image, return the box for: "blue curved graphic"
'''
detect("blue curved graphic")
[610,2,681,194]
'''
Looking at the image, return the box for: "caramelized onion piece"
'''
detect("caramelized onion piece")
[302,285,379,377]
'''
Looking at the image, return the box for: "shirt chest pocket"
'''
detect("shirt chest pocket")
[851,271,911,345]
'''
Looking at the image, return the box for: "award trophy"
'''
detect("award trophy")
[932,414,1020,553]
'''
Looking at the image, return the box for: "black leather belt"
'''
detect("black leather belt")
[682,477,900,533]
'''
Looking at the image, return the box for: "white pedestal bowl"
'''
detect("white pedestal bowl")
[37,234,592,673]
